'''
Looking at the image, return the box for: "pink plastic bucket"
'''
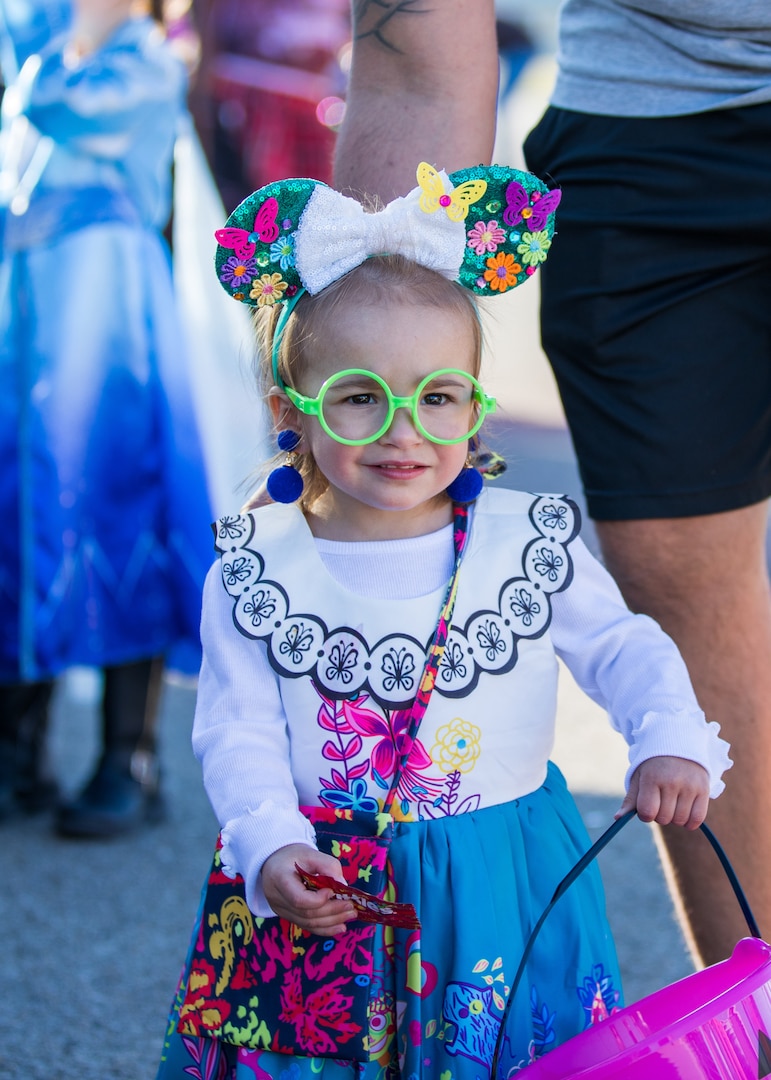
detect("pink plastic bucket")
[493,814,771,1080]
[519,936,771,1078]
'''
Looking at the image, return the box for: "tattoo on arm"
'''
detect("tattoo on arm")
[352,0,431,52]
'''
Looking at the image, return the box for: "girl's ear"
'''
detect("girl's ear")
[267,386,299,432]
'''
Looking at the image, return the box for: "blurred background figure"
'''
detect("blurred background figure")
[187,0,350,209]
[0,0,214,837]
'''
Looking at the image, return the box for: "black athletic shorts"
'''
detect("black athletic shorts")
[523,102,771,521]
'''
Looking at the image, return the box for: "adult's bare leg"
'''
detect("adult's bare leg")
[596,502,771,966]
[334,0,499,201]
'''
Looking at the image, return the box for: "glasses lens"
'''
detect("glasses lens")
[319,372,391,442]
[416,371,481,442]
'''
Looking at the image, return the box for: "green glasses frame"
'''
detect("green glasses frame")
[283,367,497,446]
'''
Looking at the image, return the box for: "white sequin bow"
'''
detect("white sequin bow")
[293,176,468,295]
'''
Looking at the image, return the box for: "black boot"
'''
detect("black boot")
[0,681,58,821]
[56,658,166,838]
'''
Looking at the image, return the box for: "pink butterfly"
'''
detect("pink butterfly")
[503,181,562,231]
[214,196,280,260]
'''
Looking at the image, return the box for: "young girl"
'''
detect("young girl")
[157,164,730,1079]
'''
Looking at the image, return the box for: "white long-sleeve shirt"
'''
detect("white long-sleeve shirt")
[193,491,731,914]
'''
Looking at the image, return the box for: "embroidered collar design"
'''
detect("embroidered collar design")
[215,496,579,708]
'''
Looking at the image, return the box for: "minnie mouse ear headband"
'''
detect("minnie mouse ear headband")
[214,162,561,378]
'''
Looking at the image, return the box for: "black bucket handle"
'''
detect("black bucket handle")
[490,810,762,1078]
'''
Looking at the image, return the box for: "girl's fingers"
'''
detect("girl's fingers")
[272,888,356,931]
[684,791,710,831]
[670,790,698,827]
[614,771,639,820]
[634,781,662,824]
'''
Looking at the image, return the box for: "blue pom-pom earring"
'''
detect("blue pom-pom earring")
[266,430,304,503]
[445,458,484,504]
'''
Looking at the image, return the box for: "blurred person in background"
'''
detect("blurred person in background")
[188,0,349,209]
[0,0,213,837]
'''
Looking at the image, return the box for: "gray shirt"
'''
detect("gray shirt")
[551,0,771,116]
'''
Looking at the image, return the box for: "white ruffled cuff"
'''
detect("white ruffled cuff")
[219,800,318,917]
[624,710,733,798]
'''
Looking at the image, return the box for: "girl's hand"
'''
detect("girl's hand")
[261,843,356,935]
[615,756,710,830]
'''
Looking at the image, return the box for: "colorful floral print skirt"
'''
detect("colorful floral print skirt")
[156,762,622,1080]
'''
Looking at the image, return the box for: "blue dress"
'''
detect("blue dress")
[156,496,624,1079]
[0,10,213,679]
[157,767,622,1080]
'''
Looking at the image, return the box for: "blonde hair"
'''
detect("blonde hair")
[254,255,485,510]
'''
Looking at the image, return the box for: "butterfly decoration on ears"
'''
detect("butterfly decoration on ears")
[213,163,561,306]
[503,180,562,231]
[416,162,488,222]
[214,196,280,260]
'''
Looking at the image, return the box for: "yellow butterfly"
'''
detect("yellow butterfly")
[416,162,487,222]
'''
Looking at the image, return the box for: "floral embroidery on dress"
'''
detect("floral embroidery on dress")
[577,963,620,1026]
[313,683,487,820]
[315,688,444,818]
[420,718,483,818]
[178,1032,232,1080]
[529,985,557,1056]
[431,719,481,775]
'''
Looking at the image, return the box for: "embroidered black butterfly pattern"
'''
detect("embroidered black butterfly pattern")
[242,588,277,628]
[538,503,569,531]
[326,641,359,684]
[381,647,416,692]
[223,555,253,585]
[509,587,541,627]
[532,545,563,583]
[218,515,247,540]
[475,619,507,662]
[440,640,468,683]
[279,622,314,665]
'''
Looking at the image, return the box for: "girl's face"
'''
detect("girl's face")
[273,300,479,540]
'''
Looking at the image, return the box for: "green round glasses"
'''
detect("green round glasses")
[283,367,497,446]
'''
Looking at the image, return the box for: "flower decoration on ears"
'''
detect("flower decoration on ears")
[214,163,561,305]
[448,164,561,294]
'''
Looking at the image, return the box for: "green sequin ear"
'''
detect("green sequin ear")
[214,178,323,306]
[449,165,561,295]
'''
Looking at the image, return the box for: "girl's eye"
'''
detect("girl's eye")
[346,393,378,406]
[422,392,451,407]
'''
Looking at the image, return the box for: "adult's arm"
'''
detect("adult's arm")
[334,0,499,202]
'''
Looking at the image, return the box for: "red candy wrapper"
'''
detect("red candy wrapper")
[296,864,421,929]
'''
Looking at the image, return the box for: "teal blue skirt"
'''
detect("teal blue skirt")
[156,763,622,1079]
